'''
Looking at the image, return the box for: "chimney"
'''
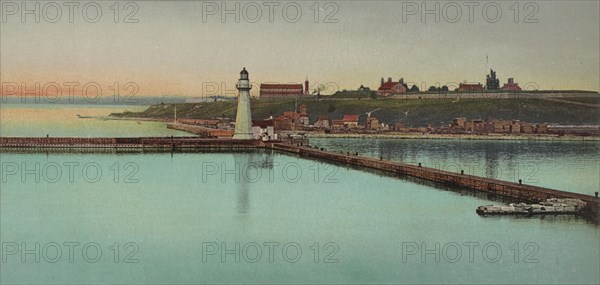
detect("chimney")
[388,77,392,83]
[508,78,514,84]
[381,77,384,85]
[400,77,404,84]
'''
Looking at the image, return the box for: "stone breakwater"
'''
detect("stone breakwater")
[0,137,262,149]
[270,143,600,223]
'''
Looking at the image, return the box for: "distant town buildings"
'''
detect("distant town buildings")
[501,78,522,91]
[457,83,485,92]
[331,119,344,129]
[237,99,596,137]
[259,79,310,99]
[314,116,331,129]
[169,69,595,139]
[373,68,526,95]
[365,117,380,130]
[252,119,275,140]
[271,104,309,130]
[342,115,360,128]
[377,77,408,96]
[450,117,548,134]
[455,70,521,93]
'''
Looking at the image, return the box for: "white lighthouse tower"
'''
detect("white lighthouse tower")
[233,68,253,139]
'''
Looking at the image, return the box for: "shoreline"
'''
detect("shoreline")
[306,132,600,141]
[105,117,600,142]
[91,116,170,122]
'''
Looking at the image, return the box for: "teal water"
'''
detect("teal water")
[1,105,599,284]
[0,103,189,137]
[310,137,600,196]
[1,151,598,284]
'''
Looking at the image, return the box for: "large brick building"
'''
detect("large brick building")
[456,83,485,92]
[259,79,310,99]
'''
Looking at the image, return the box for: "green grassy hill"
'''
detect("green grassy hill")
[111,97,600,126]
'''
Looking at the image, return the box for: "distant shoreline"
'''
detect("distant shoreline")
[307,132,600,141]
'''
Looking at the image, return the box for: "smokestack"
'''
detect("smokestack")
[305,78,309,96]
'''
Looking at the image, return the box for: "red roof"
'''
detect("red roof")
[457,83,484,91]
[343,115,359,122]
[252,120,274,127]
[378,82,398,90]
[261,84,303,89]
[260,84,304,97]
[378,82,409,91]
[501,83,522,91]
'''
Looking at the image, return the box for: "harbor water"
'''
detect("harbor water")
[1,104,599,284]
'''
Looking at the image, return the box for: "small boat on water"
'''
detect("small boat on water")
[76,114,94,119]
[476,198,586,215]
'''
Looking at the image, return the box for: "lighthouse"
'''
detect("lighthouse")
[233,68,253,139]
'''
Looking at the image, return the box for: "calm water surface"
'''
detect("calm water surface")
[310,137,600,195]
[0,103,189,137]
[1,104,598,284]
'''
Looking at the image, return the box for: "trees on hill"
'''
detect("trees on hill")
[428,86,449,93]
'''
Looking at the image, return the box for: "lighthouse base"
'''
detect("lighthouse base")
[233,133,254,140]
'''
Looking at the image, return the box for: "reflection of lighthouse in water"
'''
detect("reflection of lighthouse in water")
[232,151,275,215]
[233,153,251,214]
[233,68,253,139]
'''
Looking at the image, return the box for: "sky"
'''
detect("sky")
[1,0,599,97]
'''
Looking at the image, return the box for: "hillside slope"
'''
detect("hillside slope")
[111,98,600,126]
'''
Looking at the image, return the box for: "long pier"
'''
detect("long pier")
[269,143,600,222]
[0,137,262,149]
[2,136,598,222]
